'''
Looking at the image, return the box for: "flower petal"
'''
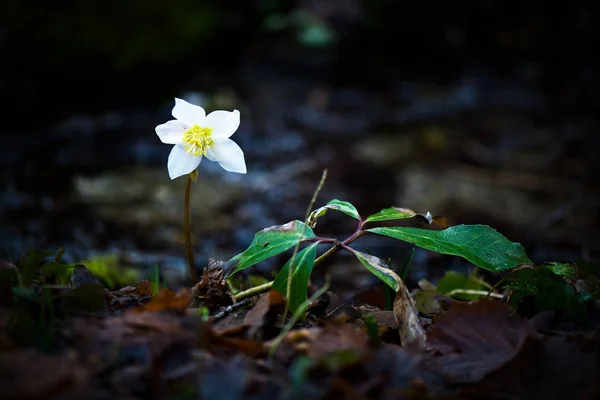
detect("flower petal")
[206,139,246,174]
[155,120,186,144]
[167,145,202,179]
[172,98,206,126]
[204,109,240,140]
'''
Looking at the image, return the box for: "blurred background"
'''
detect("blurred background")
[1,0,599,289]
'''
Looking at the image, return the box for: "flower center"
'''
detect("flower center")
[182,125,214,157]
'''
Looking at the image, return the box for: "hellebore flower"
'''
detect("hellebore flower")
[155,98,247,179]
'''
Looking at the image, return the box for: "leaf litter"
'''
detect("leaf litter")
[1,256,599,400]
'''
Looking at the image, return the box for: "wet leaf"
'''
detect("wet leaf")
[368,224,531,272]
[136,288,190,312]
[230,221,316,274]
[436,270,486,301]
[425,299,535,383]
[272,243,318,317]
[503,267,586,320]
[352,250,401,291]
[307,199,360,228]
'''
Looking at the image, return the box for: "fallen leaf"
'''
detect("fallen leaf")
[351,285,389,310]
[244,290,286,338]
[476,335,600,399]
[367,311,398,330]
[425,299,536,383]
[135,280,153,296]
[207,332,265,357]
[0,349,88,399]
[415,290,444,316]
[320,291,362,321]
[393,281,426,351]
[136,288,190,312]
[309,323,369,359]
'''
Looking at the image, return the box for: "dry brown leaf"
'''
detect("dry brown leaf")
[322,291,362,321]
[191,260,235,309]
[368,311,398,330]
[244,290,286,338]
[136,288,190,312]
[0,349,87,399]
[135,280,153,296]
[425,299,536,383]
[208,331,265,357]
[309,323,369,359]
[476,335,600,399]
[393,282,426,351]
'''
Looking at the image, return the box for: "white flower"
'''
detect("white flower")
[155,98,247,179]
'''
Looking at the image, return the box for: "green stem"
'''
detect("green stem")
[235,281,273,301]
[282,169,328,322]
[233,231,365,301]
[184,175,197,282]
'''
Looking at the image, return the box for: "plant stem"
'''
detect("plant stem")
[184,175,197,282]
[282,169,327,321]
[235,281,273,301]
[233,231,365,301]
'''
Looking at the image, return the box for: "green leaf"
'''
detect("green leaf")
[230,221,315,274]
[352,250,401,292]
[308,199,360,228]
[80,254,140,288]
[19,249,53,286]
[272,243,318,316]
[368,225,531,272]
[436,270,485,301]
[543,262,577,279]
[365,207,418,223]
[41,262,76,284]
[503,267,585,320]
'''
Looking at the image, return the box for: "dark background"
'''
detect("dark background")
[1,0,599,287]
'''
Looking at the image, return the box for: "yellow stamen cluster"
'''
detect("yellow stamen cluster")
[182,125,214,157]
